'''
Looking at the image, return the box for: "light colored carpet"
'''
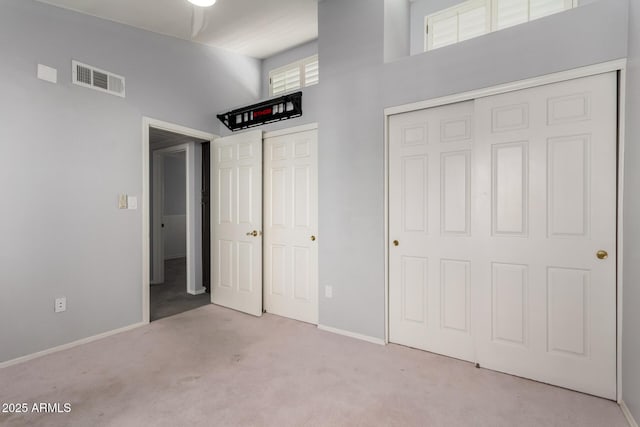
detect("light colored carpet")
[0,305,627,427]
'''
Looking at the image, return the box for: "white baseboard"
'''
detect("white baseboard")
[317,324,385,346]
[621,401,639,427]
[0,321,147,369]
[190,287,207,295]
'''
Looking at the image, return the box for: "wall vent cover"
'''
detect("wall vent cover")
[72,60,125,98]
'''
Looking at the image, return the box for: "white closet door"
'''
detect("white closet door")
[389,101,476,362]
[473,72,617,399]
[211,130,263,317]
[264,129,318,324]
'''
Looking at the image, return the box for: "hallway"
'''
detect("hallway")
[150,258,209,321]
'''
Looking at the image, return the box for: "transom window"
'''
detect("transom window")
[425,0,576,51]
[269,55,319,96]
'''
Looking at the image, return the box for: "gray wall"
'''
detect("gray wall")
[163,153,187,260]
[384,0,411,62]
[163,154,186,216]
[317,0,386,338]
[0,0,260,363]
[317,0,628,340]
[623,0,640,419]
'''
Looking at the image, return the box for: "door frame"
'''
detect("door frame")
[383,59,627,401]
[202,141,211,293]
[151,144,197,292]
[142,117,217,324]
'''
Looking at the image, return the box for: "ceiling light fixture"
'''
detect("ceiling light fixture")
[188,0,216,7]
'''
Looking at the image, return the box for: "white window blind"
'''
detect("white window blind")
[530,0,573,20]
[458,1,490,42]
[495,0,529,30]
[270,67,300,96]
[426,0,575,51]
[269,55,319,96]
[304,56,319,86]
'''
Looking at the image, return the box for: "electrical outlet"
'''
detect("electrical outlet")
[55,297,66,313]
[324,285,333,298]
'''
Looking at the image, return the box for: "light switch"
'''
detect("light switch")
[37,64,57,84]
[127,196,138,210]
[325,285,333,298]
[118,194,128,209]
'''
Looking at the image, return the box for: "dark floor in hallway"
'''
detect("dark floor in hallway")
[150,257,209,321]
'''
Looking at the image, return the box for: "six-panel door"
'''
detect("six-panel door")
[211,130,264,317]
[389,72,617,399]
[263,129,319,324]
[389,100,476,362]
[472,73,617,399]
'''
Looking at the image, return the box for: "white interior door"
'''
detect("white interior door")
[473,72,617,399]
[389,101,476,362]
[389,72,617,399]
[211,130,263,316]
[264,128,318,324]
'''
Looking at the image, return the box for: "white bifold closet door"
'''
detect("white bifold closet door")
[211,130,264,317]
[389,72,617,399]
[264,128,318,324]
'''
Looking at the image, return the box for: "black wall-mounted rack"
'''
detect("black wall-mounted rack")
[217,92,302,132]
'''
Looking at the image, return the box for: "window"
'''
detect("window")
[269,55,319,96]
[425,0,576,51]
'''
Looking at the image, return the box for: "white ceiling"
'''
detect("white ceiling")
[36,0,318,59]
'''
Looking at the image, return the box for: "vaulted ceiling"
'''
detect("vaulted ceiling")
[36,0,318,59]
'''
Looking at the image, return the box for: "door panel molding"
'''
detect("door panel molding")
[211,130,264,317]
[385,64,623,400]
[263,128,319,324]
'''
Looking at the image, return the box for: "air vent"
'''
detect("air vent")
[72,60,125,98]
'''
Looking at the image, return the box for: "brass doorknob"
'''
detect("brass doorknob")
[393,240,399,246]
[596,250,608,260]
[246,230,259,237]
[310,235,316,241]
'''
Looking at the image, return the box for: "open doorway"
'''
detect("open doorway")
[146,121,213,322]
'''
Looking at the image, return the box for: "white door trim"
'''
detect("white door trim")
[384,59,627,116]
[617,66,627,404]
[151,144,200,295]
[621,400,639,427]
[263,122,318,139]
[383,59,627,401]
[142,117,217,324]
